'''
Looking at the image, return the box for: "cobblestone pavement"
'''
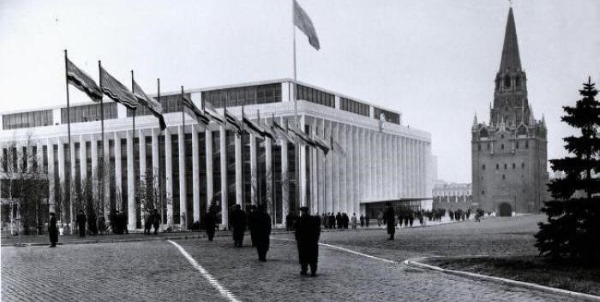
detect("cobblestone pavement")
[1,215,586,302]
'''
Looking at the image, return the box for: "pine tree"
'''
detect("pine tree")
[535,77,600,261]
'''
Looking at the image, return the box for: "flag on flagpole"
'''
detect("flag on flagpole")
[100,66,138,109]
[132,79,167,130]
[66,58,103,101]
[204,101,226,126]
[293,0,320,50]
[224,108,243,134]
[272,119,293,142]
[242,108,271,139]
[288,123,317,148]
[330,136,346,157]
[312,133,330,155]
[182,94,210,128]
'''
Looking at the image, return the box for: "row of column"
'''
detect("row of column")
[31,117,429,229]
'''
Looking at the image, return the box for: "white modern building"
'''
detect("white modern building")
[1,79,433,230]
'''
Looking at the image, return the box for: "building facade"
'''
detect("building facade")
[471,8,548,216]
[432,182,472,211]
[1,79,433,230]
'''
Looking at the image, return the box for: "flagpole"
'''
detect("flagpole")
[99,61,105,220]
[157,78,164,226]
[181,86,185,136]
[64,50,73,231]
[131,71,136,202]
[292,0,298,128]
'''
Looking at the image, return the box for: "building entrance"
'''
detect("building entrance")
[498,202,512,217]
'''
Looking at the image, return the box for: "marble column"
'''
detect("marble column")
[250,134,257,205]
[91,137,98,206]
[219,126,228,228]
[151,129,159,211]
[165,129,173,228]
[325,121,333,214]
[103,135,111,217]
[178,125,187,230]
[265,136,273,217]
[47,139,55,213]
[332,123,339,213]
[205,129,213,212]
[79,135,87,186]
[281,132,289,220]
[127,130,136,230]
[299,117,307,207]
[192,126,200,223]
[114,133,122,214]
[235,133,242,206]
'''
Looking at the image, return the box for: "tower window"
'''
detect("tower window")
[504,163,507,170]
[504,75,511,88]
[501,134,504,139]
[512,163,516,169]
[516,77,521,90]
[501,144,504,150]
[482,164,486,170]
[522,162,525,169]
[516,142,519,149]
[481,190,485,195]
[525,142,529,149]
[496,164,499,170]
[502,175,506,180]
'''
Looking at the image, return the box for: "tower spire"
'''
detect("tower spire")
[499,7,521,72]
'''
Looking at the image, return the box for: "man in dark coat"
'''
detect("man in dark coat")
[295,207,321,277]
[76,210,86,237]
[48,212,58,247]
[230,204,246,247]
[250,205,272,261]
[384,203,395,240]
[152,209,161,235]
[205,206,217,241]
[247,205,257,247]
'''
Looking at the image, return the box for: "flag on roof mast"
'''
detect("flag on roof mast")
[132,79,167,130]
[182,94,210,128]
[99,66,138,109]
[293,0,320,50]
[66,58,103,102]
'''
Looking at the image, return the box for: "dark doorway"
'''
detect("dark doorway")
[498,203,512,217]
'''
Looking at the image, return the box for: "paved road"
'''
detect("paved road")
[1,215,583,302]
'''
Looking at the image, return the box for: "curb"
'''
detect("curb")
[403,256,600,302]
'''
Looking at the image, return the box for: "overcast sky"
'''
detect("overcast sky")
[1,0,599,183]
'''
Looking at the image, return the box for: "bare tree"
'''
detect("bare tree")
[1,133,48,236]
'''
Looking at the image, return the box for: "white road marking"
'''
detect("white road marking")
[168,240,242,302]
[273,237,399,265]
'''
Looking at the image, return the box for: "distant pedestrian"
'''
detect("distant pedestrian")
[144,212,152,234]
[205,205,217,241]
[351,213,358,230]
[88,211,98,235]
[365,214,370,227]
[97,215,107,235]
[48,212,58,247]
[251,205,271,262]
[248,205,257,247]
[377,211,383,227]
[383,203,395,240]
[152,209,161,235]
[76,210,86,237]
[360,214,364,227]
[295,207,321,277]
[231,204,246,247]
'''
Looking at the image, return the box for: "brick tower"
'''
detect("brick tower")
[471,7,548,216]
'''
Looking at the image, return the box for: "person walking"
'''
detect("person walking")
[76,209,86,237]
[365,214,370,227]
[205,205,217,241]
[383,203,395,240]
[250,205,272,262]
[351,213,358,230]
[48,212,58,247]
[359,214,364,228]
[231,204,246,247]
[152,209,161,235]
[248,205,257,247]
[295,207,321,277]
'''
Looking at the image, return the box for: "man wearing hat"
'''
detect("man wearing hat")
[295,206,321,276]
[230,204,246,247]
[250,205,272,261]
[384,202,395,240]
[48,212,58,247]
